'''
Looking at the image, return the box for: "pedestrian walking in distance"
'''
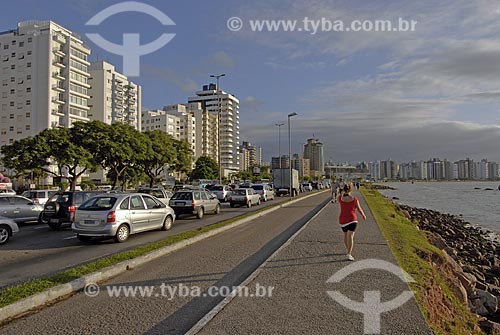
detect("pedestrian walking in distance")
[337,183,367,261]
[331,179,339,203]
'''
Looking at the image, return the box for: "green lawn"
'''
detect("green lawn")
[361,187,484,335]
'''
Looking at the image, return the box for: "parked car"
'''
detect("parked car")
[0,189,16,195]
[0,195,44,223]
[72,193,175,243]
[0,216,19,245]
[302,183,313,191]
[39,191,102,229]
[210,185,233,202]
[21,190,57,205]
[229,188,261,208]
[169,190,220,219]
[250,184,275,202]
[137,187,173,205]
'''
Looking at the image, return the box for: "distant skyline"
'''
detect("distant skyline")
[2,0,500,163]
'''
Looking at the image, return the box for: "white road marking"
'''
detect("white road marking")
[63,236,77,240]
[33,226,47,230]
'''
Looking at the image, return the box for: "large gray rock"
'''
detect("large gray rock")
[479,320,500,335]
[457,272,477,295]
[470,290,498,316]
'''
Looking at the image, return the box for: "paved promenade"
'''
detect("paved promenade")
[200,191,433,335]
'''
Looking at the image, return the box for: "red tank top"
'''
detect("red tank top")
[338,196,358,225]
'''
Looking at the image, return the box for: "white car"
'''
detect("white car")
[22,190,57,205]
[302,183,313,191]
[0,216,19,245]
[251,184,275,202]
[229,188,261,208]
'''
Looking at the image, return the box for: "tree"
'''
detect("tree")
[191,156,218,180]
[139,130,177,187]
[1,126,97,191]
[88,122,150,190]
[172,139,193,175]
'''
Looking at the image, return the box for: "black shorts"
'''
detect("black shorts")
[341,222,358,232]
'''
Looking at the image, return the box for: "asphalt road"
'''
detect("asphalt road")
[0,194,296,288]
[0,191,331,335]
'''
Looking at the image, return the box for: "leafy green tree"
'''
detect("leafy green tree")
[191,156,218,180]
[91,122,149,190]
[1,126,97,191]
[172,139,193,175]
[139,130,177,187]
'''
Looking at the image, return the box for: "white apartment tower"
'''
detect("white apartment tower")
[88,60,141,129]
[188,84,240,176]
[0,20,91,147]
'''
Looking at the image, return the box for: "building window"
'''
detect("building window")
[28,37,32,43]
[26,112,30,117]
[10,89,14,94]
[26,125,30,130]
[11,40,16,45]
[10,64,15,70]
[27,62,31,68]
[27,75,31,80]
[3,45,8,50]
[9,113,14,119]
[10,77,14,82]
[26,87,31,93]
[27,50,32,55]
[19,41,24,47]
[11,53,15,57]
[26,100,31,105]
[9,126,14,131]
[9,102,14,107]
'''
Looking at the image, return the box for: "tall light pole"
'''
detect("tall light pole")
[210,73,225,184]
[288,112,298,199]
[275,123,285,168]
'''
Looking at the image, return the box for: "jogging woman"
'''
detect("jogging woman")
[338,183,367,261]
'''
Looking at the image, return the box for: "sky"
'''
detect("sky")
[2,0,500,164]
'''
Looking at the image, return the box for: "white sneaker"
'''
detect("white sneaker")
[347,254,354,261]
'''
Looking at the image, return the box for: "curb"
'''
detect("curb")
[0,190,329,324]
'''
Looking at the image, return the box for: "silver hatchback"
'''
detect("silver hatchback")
[72,193,176,243]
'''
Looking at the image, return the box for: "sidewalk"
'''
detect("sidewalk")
[199,191,433,335]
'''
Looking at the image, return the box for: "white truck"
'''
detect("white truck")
[272,169,300,197]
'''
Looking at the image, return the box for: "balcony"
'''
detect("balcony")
[52,83,65,92]
[53,47,66,57]
[51,96,65,104]
[53,59,66,68]
[52,34,67,44]
[51,108,64,116]
[52,71,65,80]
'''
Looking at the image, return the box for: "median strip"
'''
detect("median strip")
[0,190,328,324]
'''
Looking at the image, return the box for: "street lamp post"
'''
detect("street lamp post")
[210,73,225,184]
[288,112,298,199]
[275,123,285,196]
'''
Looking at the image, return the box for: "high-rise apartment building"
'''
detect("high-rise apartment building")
[188,84,240,176]
[303,138,324,176]
[291,154,310,179]
[88,60,141,129]
[0,20,91,147]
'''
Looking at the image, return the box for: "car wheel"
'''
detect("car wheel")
[214,204,220,214]
[0,225,11,245]
[38,212,49,225]
[257,199,261,206]
[114,224,130,243]
[262,195,267,202]
[48,221,62,230]
[230,203,235,208]
[197,207,204,219]
[247,201,251,208]
[162,215,173,231]
[77,234,92,242]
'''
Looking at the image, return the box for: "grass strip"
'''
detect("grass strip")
[361,186,483,335]
[0,198,292,309]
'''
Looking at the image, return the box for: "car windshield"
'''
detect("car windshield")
[211,186,223,191]
[251,185,263,190]
[171,192,193,200]
[79,197,117,210]
[49,193,70,204]
[233,189,247,195]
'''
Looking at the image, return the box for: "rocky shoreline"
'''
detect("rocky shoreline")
[397,204,500,334]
